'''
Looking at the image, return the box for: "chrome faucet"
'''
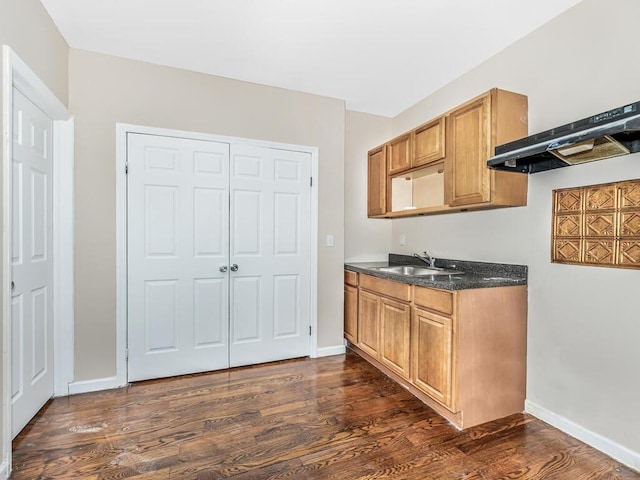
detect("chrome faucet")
[413,251,436,268]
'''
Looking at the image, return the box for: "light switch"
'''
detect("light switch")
[399,235,406,246]
[325,234,334,247]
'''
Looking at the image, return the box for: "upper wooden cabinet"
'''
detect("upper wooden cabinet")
[445,94,492,206]
[387,132,413,175]
[367,145,387,217]
[367,88,528,218]
[445,89,528,208]
[413,117,446,168]
[387,118,445,176]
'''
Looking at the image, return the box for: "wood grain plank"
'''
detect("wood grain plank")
[10,352,639,480]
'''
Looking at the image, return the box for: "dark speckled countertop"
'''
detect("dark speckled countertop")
[345,254,527,291]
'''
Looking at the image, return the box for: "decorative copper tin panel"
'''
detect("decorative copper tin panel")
[584,239,615,265]
[585,184,616,210]
[620,182,640,208]
[619,241,640,266]
[555,215,581,237]
[585,213,615,237]
[556,190,582,212]
[620,210,640,236]
[552,179,640,269]
[553,239,582,263]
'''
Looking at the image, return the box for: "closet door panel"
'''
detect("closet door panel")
[127,134,230,381]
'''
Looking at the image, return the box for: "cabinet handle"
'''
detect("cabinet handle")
[219,265,228,273]
[230,264,239,272]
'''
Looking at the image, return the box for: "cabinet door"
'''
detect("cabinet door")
[445,93,492,207]
[411,307,455,409]
[358,290,381,357]
[387,133,412,175]
[413,117,445,168]
[367,146,387,217]
[344,284,358,343]
[380,298,411,378]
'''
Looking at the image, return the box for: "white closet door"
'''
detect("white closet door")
[229,145,311,367]
[127,134,230,381]
[11,88,54,437]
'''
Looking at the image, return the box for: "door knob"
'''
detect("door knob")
[219,265,228,273]
[230,264,239,272]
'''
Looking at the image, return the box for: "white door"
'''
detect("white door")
[127,134,231,381]
[229,145,311,367]
[11,88,54,438]
[127,135,312,381]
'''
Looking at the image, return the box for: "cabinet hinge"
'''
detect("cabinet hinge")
[309,325,312,336]
[125,162,129,174]
[125,349,129,361]
[310,177,313,187]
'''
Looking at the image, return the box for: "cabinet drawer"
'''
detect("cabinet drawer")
[413,286,453,315]
[344,270,359,287]
[360,274,411,302]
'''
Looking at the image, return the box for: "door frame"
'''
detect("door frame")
[115,123,319,387]
[1,46,74,477]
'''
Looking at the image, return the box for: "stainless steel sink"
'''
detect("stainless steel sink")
[376,265,463,276]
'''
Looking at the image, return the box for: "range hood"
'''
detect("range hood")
[487,101,640,173]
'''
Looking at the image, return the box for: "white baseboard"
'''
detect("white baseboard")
[66,348,349,394]
[0,460,8,480]
[312,345,346,358]
[525,400,640,472]
[67,376,127,395]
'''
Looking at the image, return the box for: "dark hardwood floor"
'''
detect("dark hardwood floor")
[11,351,639,479]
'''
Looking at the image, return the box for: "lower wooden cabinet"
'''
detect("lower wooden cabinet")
[344,284,358,343]
[356,274,411,370]
[344,270,359,343]
[345,270,527,429]
[358,289,381,357]
[380,297,411,378]
[411,307,455,409]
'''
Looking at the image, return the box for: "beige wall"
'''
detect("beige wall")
[69,49,345,380]
[0,0,69,106]
[344,111,392,262]
[0,0,68,466]
[347,0,639,458]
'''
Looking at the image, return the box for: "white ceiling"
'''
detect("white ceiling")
[40,0,583,117]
